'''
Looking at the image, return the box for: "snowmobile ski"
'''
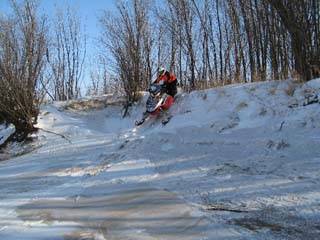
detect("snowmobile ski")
[135,112,149,126]
[135,118,147,126]
[161,115,172,125]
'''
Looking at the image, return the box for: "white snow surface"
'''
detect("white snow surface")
[1,79,320,239]
[0,124,15,145]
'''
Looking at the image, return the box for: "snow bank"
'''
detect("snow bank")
[0,123,15,146]
[0,79,320,239]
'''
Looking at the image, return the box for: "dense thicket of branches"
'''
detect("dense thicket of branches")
[0,0,48,139]
[100,0,320,92]
[268,0,320,81]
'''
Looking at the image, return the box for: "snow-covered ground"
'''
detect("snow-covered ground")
[0,124,15,146]
[0,79,320,239]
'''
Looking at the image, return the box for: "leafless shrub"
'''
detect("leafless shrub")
[0,0,48,141]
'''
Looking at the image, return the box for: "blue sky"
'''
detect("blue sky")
[0,0,117,51]
[0,0,118,91]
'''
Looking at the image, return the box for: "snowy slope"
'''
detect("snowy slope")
[0,124,15,146]
[0,79,320,239]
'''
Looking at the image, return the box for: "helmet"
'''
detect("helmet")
[158,67,166,76]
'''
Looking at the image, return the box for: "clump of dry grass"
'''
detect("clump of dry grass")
[66,99,108,110]
[284,82,298,96]
[236,101,248,111]
[64,96,127,111]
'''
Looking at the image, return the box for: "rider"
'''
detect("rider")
[154,67,178,97]
[135,67,177,125]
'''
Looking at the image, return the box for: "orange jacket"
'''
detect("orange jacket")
[155,71,177,84]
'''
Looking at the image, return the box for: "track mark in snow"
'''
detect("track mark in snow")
[232,207,320,239]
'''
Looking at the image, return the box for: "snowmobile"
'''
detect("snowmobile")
[135,83,174,126]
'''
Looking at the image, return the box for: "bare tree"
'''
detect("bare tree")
[157,0,199,90]
[267,0,320,81]
[0,0,48,141]
[154,1,179,77]
[87,55,109,96]
[191,0,214,87]
[99,0,153,117]
[48,6,86,101]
